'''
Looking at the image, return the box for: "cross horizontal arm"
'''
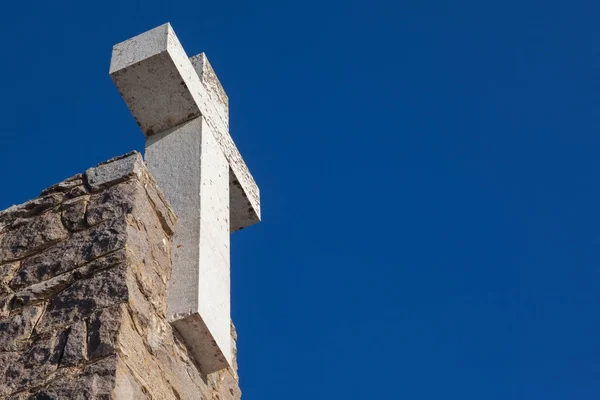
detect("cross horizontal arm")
[109,23,260,231]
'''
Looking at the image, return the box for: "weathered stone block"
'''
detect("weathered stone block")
[12,272,73,309]
[0,193,65,231]
[10,218,128,289]
[0,304,44,351]
[31,355,118,399]
[60,319,87,367]
[85,152,143,192]
[61,196,89,232]
[143,177,177,236]
[88,305,123,360]
[1,329,68,395]
[40,174,85,196]
[86,181,136,226]
[0,211,68,263]
[35,266,128,333]
[0,150,242,399]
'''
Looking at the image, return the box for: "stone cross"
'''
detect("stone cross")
[109,23,261,374]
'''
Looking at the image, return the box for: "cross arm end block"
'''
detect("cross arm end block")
[109,23,201,136]
[229,164,261,232]
[171,312,231,374]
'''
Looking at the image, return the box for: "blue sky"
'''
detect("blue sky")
[0,0,598,398]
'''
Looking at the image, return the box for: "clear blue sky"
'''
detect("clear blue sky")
[0,0,598,398]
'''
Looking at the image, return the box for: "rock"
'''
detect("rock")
[60,320,87,367]
[12,273,73,310]
[85,152,144,193]
[0,193,65,230]
[0,304,44,351]
[0,261,20,296]
[61,197,89,232]
[16,356,118,399]
[1,329,67,394]
[75,249,128,278]
[34,266,128,334]
[0,294,14,318]
[67,184,89,198]
[12,250,127,310]
[87,305,123,360]
[10,218,128,289]
[144,178,177,236]
[86,218,129,261]
[0,150,242,399]
[86,181,136,226]
[0,212,68,263]
[40,174,84,196]
[0,352,20,397]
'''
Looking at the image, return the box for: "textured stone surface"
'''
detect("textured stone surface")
[61,196,89,232]
[142,175,177,236]
[34,266,129,334]
[0,211,68,263]
[60,320,87,367]
[86,181,136,226]
[0,262,19,297]
[0,152,241,399]
[10,219,128,290]
[87,306,123,360]
[0,329,68,396]
[0,193,65,232]
[0,304,44,351]
[29,356,118,399]
[84,152,143,192]
[40,174,85,196]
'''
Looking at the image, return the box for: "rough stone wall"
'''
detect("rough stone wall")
[0,152,241,400]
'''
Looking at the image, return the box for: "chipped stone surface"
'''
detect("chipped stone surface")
[0,211,68,263]
[60,319,87,367]
[0,193,65,230]
[0,304,44,351]
[12,273,73,309]
[40,174,84,196]
[143,175,177,236]
[35,266,129,334]
[87,306,122,360]
[61,196,89,231]
[0,294,13,318]
[86,183,135,227]
[0,329,68,396]
[0,261,19,297]
[29,356,118,399]
[9,218,128,290]
[0,151,241,399]
[84,152,143,192]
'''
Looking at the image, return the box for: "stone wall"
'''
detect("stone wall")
[0,152,241,399]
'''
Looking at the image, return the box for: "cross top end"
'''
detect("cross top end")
[110,22,260,231]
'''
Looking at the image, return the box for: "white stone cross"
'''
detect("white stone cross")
[109,23,261,374]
